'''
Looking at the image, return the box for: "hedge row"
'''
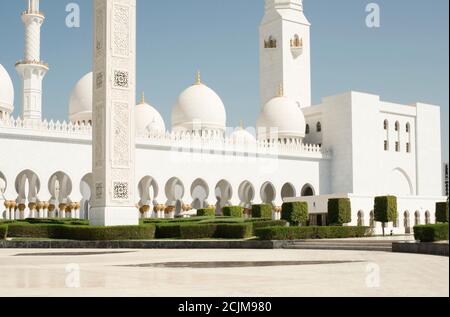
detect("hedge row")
[255,226,373,241]
[197,208,215,217]
[328,198,351,225]
[414,224,449,242]
[252,204,272,218]
[436,202,449,223]
[282,202,308,226]
[5,223,156,241]
[156,223,254,239]
[0,225,7,240]
[222,206,243,218]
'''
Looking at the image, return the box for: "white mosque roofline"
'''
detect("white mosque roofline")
[0,116,331,160]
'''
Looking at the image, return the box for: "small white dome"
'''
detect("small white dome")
[172,75,226,132]
[0,64,14,114]
[136,96,166,135]
[69,72,92,124]
[257,95,306,140]
[230,127,256,144]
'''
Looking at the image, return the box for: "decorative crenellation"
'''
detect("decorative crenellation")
[0,116,92,134]
[0,117,330,159]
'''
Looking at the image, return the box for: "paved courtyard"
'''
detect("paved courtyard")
[0,249,448,297]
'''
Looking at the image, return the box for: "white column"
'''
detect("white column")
[90,0,138,226]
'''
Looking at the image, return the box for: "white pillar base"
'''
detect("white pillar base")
[90,207,139,227]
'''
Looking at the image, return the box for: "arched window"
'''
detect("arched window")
[357,211,365,227]
[415,211,421,226]
[369,211,375,228]
[316,122,322,133]
[384,120,389,130]
[305,124,310,134]
[425,211,431,225]
[264,36,277,49]
[395,121,400,152]
[406,123,412,153]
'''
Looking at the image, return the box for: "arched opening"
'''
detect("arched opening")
[425,211,431,225]
[387,168,414,196]
[369,210,375,228]
[15,170,41,219]
[191,178,209,210]
[0,171,7,197]
[404,211,411,234]
[238,181,255,209]
[80,173,92,220]
[357,210,365,227]
[414,211,421,226]
[305,124,310,135]
[406,123,412,153]
[260,182,276,206]
[384,120,389,151]
[165,177,185,216]
[215,180,233,215]
[48,172,73,205]
[281,183,296,201]
[138,176,159,216]
[301,184,315,197]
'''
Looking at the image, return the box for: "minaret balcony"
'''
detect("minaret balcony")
[15,60,49,70]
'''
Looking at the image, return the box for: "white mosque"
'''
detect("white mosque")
[0,0,446,232]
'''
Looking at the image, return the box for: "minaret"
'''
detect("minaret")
[260,0,311,108]
[15,0,48,121]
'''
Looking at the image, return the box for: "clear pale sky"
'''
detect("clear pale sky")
[0,0,448,161]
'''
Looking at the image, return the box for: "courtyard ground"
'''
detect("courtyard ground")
[0,248,448,297]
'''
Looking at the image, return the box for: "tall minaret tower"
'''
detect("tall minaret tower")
[15,0,48,121]
[260,0,311,108]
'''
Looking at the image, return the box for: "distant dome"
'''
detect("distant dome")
[257,93,306,141]
[136,94,166,135]
[172,73,226,132]
[230,127,256,144]
[69,72,92,124]
[0,64,14,116]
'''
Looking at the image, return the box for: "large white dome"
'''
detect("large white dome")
[257,94,306,140]
[136,95,166,135]
[0,64,14,115]
[172,75,226,132]
[69,72,92,124]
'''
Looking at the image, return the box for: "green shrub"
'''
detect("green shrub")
[24,218,89,226]
[222,206,243,218]
[216,223,253,239]
[436,202,449,223]
[374,196,398,223]
[328,198,352,225]
[197,208,215,217]
[180,224,217,239]
[58,225,156,241]
[7,223,61,239]
[414,224,449,242]
[6,223,156,241]
[0,225,7,240]
[155,223,184,239]
[282,202,309,225]
[255,226,372,241]
[251,220,287,234]
[252,204,272,219]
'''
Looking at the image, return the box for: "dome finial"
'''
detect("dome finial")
[195,70,202,85]
[140,91,145,104]
[278,83,284,97]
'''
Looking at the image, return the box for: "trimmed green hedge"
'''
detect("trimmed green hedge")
[252,204,272,219]
[6,223,156,241]
[436,202,449,223]
[197,208,215,217]
[222,206,243,218]
[328,198,351,225]
[414,224,449,242]
[251,220,287,234]
[255,226,373,241]
[0,225,7,240]
[180,224,218,239]
[282,202,308,226]
[216,223,253,239]
[374,196,398,224]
